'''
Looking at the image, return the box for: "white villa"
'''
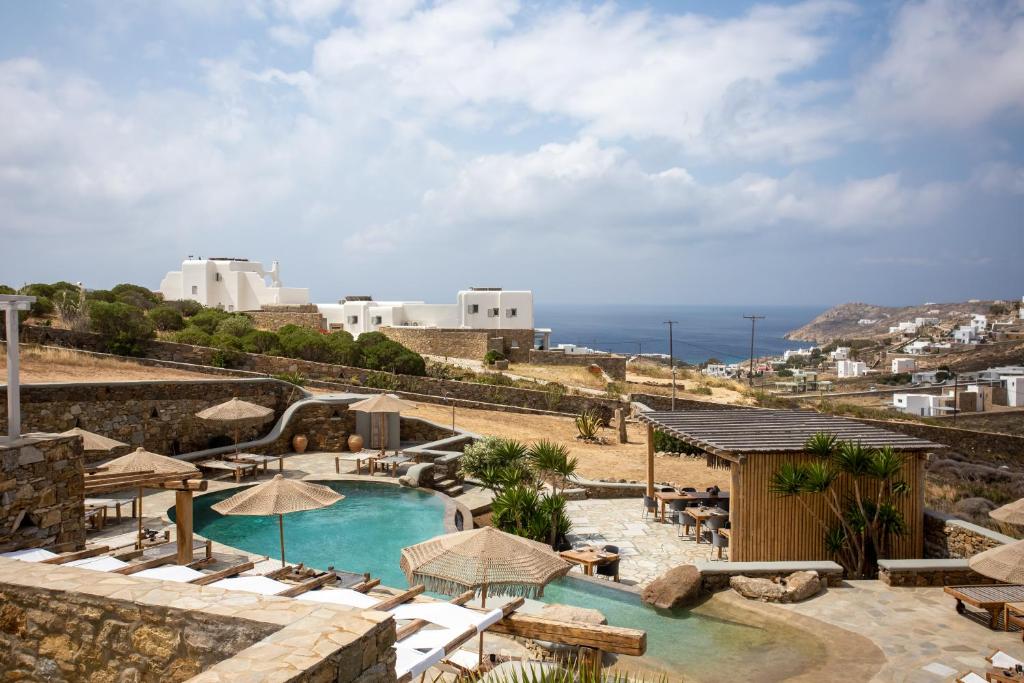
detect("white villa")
[829,347,850,361]
[316,289,535,336]
[891,357,917,374]
[888,321,919,335]
[902,340,932,355]
[159,258,309,312]
[783,347,818,362]
[893,393,951,417]
[702,364,736,378]
[837,359,868,378]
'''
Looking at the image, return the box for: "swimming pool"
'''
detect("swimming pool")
[186,481,823,679]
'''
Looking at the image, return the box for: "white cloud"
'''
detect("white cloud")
[858,0,1024,129]
[973,162,1024,195]
[268,24,311,47]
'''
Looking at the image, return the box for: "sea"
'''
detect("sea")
[534,304,824,366]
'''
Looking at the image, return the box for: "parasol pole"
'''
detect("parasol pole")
[478,581,488,665]
[137,484,145,549]
[235,425,241,454]
[278,513,286,568]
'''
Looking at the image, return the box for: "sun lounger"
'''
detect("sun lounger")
[210,575,292,595]
[195,459,259,483]
[297,588,381,609]
[988,650,1024,668]
[133,565,208,582]
[394,644,446,680]
[64,556,131,572]
[390,602,504,634]
[957,673,987,683]
[1,548,60,562]
[945,584,1024,628]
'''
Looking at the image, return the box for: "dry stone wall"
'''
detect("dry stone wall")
[378,326,535,362]
[924,509,1015,558]
[0,435,85,552]
[852,416,1024,464]
[246,305,325,332]
[527,350,627,380]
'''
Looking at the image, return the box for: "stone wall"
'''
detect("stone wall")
[877,561,994,587]
[0,558,395,683]
[629,393,750,412]
[0,435,85,553]
[923,509,1015,559]
[0,379,299,458]
[527,350,627,381]
[246,305,325,332]
[852,416,1024,464]
[378,326,535,362]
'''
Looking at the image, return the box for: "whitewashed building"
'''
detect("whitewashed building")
[903,340,932,355]
[891,358,917,374]
[953,326,978,344]
[702,364,735,378]
[159,258,309,311]
[914,317,940,327]
[888,321,919,335]
[317,289,535,336]
[783,347,818,362]
[837,360,868,378]
[893,393,950,417]
[829,347,850,361]
[1006,376,1024,407]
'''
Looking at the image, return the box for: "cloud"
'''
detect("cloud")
[268,24,311,47]
[857,0,1024,129]
[973,162,1024,195]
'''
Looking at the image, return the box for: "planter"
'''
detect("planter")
[292,434,308,454]
[493,359,509,370]
[347,433,364,452]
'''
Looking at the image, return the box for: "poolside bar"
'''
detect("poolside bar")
[639,408,942,562]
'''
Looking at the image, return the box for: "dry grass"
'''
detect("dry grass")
[1,345,215,383]
[411,402,731,488]
[504,363,609,391]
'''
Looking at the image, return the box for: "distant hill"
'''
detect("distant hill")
[786,300,1009,344]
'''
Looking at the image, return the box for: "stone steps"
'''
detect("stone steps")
[433,478,465,497]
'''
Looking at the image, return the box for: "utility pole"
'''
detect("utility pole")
[664,321,679,410]
[743,314,765,387]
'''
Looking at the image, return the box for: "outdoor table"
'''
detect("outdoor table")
[683,507,728,543]
[559,548,620,576]
[654,490,729,523]
[988,670,1024,683]
[334,452,376,475]
[231,453,284,473]
[376,454,412,477]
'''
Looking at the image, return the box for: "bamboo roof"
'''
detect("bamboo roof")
[638,408,942,460]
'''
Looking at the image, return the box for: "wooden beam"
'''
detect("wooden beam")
[277,571,338,598]
[40,546,111,564]
[488,613,646,656]
[646,422,655,498]
[351,578,381,593]
[159,480,208,492]
[373,584,425,611]
[189,561,255,585]
[175,490,194,565]
[115,554,177,574]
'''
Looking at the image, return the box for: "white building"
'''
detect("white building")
[317,288,535,336]
[857,318,880,326]
[1006,376,1024,407]
[953,326,977,344]
[829,347,850,361]
[903,340,932,355]
[837,360,868,378]
[783,347,818,362]
[914,317,940,327]
[970,314,988,332]
[702,364,735,378]
[891,358,917,374]
[159,258,309,311]
[888,321,919,335]
[893,393,950,417]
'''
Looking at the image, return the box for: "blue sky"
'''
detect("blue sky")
[0,0,1021,306]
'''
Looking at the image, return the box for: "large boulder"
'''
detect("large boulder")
[730,576,787,602]
[784,571,823,602]
[539,604,607,626]
[641,565,703,609]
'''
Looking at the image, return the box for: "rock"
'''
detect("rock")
[954,497,996,518]
[130,624,178,661]
[642,565,703,609]
[783,571,823,602]
[539,604,607,626]
[730,576,787,602]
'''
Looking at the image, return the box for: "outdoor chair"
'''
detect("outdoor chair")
[642,495,658,519]
[679,487,697,493]
[595,545,620,582]
[668,500,687,525]
[658,486,675,493]
[706,515,729,560]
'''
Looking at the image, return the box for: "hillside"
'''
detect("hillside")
[786,300,1006,343]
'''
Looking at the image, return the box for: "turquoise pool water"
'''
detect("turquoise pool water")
[186,482,822,679]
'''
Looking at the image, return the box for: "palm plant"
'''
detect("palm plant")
[529,440,578,547]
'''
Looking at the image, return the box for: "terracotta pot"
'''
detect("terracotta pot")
[292,434,308,454]
[347,433,364,452]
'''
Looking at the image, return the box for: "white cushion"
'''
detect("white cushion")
[64,556,129,572]
[210,576,291,595]
[991,651,1024,669]
[393,646,445,679]
[1,548,59,562]
[133,565,206,582]
[390,602,504,633]
[296,589,380,609]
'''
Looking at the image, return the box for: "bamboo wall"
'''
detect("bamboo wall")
[729,451,925,562]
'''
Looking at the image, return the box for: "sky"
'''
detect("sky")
[0,0,1022,307]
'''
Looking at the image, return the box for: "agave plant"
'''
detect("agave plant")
[575,410,604,441]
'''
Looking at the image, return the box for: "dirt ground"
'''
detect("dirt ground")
[2,347,217,383]
[412,402,730,489]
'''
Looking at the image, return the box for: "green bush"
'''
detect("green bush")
[362,371,400,390]
[87,301,155,356]
[86,289,117,303]
[242,330,281,355]
[355,332,426,376]
[653,430,701,455]
[172,327,212,346]
[147,306,185,331]
[187,308,232,335]
[111,283,161,307]
[460,437,530,481]
[166,299,203,317]
[272,372,306,387]
[209,334,245,368]
[215,315,254,338]
[277,325,335,363]
[483,350,505,364]
[574,410,604,440]
[0,285,15,295]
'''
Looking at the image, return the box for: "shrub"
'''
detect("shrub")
[574,410,604,441]
[272,372,306,387]
[166,299,203,317]
[277,325,335,363]
[215,314,254,338]
[242,329,281,355]
[543,382,566,411]
[172,327,212,346]
[111,283,161,309]
[188,308,232,335]
[85,289,117,303]
[147,306,185,331]
[692,385,713,396]
[27,295,54,318]
[461,437,530,481]
[653,430,700,455]
[483,350,505,365]
[209,334,245,368]
[363,371,400,390]
[356,332,426,376]
[87,301,155,356]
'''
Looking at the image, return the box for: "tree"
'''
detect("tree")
[87,301,155,356]
[356,332,426,375]
[529,440,578,548]
[147,306,185,331]
[769,432,909,578]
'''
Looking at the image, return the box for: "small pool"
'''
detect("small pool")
[186,482,823,679]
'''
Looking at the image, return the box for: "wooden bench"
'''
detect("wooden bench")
[85,497,135,523]
[231,453,284,473]
[946,584,1024,629]
[196,459,259,483]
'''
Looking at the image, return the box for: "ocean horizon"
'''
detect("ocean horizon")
[535,303,824,366]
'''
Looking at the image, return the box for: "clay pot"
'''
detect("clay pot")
[292,434,308,454]
[347,433,364,452]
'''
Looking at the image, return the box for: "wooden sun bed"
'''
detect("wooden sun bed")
[945,584,1024,629]
[85,497,136,522]
[195,459,260,483]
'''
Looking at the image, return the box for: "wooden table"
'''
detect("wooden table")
[376,454,412,477]
[559,548,620,578]
[654,490,729,523]
[682,508,728,543]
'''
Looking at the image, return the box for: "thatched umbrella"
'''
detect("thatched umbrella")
[991,499,1024,526]
[401,527,570,664]
[969,539,1024,583]
[60,427,127,453]
[103,447,200,548]
[195,398,274,453]
[349,393,416,455]
[212,474,343,567]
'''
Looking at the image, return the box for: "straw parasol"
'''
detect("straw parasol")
[211,474,343,567]
[103,447,200,547]
[991,499,1024,526]
[969,539,1024,583]
[401,526,571,665]
[195,398,274,453]
[349,394,416,454]
[60,427,127,453]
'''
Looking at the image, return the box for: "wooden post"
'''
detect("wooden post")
[646,423,655,497]
[175,490,194,564]
[578,646,602,680]
[615,408,627,444]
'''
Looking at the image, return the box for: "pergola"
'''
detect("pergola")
[1,294,35,443]
[639,408,942,561]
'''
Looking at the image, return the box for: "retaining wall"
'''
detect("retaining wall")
[924,508,1015,559]
[852,416,1024,463]
[527,350,627,381]
[629,393,751,412]
[377,326,535,363]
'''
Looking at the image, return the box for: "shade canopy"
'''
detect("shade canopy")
[59,428,127,452]
[991,499,1024,526]
[212,474,343,516]
[349,393,416,414]
[195,397,274,423]
[103,447,200,477]
[400,527,570,599]
[969,539,1024,583]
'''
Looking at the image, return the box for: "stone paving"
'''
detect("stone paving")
[564,497,718,585]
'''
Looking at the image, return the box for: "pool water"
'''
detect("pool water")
[185,482,823,680]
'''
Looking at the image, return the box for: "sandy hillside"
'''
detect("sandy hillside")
[412,402,730,489]
[1,346,218,384]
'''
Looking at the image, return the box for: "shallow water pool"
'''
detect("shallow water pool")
[186,481,823,679]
